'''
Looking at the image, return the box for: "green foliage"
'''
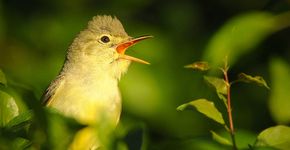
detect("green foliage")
[0,90,19,127]
[177,99,225,125]
[237,73,270,89]
[204,75,228,108]
[203,12,290,67]
[5,110,32,131]
[177,10,290,150]
[204,76,227,95]
[212,129,259,149]
[0,69,84,149]
[255,125,290,149]
[0,71,32,149]
[210,130,232,146]
[0,137,31,150]
[184,61,210,71]
[0,69,7,86]
[178,59,276,150]
[46,109,84,150]
[269,58,290,124]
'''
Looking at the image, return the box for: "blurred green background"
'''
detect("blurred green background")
[1,0,290,149]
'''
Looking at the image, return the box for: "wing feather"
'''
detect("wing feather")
[42,75,65,106]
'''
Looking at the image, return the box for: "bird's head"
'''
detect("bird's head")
[66,15,151,79]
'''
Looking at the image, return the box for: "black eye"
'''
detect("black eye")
[100,36,110,43]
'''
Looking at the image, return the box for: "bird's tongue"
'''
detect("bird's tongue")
[116,35,152,64]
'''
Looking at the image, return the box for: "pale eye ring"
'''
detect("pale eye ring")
[100,35,110,43]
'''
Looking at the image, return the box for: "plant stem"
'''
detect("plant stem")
[223,63,237,150]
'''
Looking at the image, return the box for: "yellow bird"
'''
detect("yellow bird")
[42,15,152,149]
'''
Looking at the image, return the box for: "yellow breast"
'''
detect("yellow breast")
[47,73,122,126]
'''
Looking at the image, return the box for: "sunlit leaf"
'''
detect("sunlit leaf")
[0,91,19,127]
[0,69,7,86]
[269,58,290,124]
[6,110,33,131]
[184,61,210,71]
[204,76,227,95]
[210,130,232,146]
[255,125,290,149]
[237,73,270,89]
[177,99,225,125]
[217,92,228,108]
[203,12,290,67]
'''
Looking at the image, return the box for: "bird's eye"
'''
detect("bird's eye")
[100,36,110,43]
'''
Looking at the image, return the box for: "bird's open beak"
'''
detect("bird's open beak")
[116,35,153,64]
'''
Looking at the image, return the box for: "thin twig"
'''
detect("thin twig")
[222,60,237,150]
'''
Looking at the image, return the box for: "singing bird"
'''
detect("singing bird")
[42,15,152,149]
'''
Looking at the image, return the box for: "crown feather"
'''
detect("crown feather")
[87,15,128,37]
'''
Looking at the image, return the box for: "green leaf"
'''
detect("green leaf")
[269,58,290,124]
[177,99,225,125]
[210,130,232,146]
[255,125,290,149]
[0,137,31,150]
[237,73,270,89]
[204,76,227,95]
[217,92,228,108]
[214,129,260,149]
[46,108,84,150]
[0,90,19,127]
[12,138,31,150]
[6,110,33,131]
[184,61,210,71]
[0,69,7,86]
[235,130,258,149]
[203,12,290,68]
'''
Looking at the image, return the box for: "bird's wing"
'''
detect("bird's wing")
[41,75,65,106]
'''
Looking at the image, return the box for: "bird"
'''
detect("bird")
[42,15,152,149]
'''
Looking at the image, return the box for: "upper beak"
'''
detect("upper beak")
[116,35,153,64]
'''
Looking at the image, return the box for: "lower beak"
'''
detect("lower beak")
[116,35,153,64]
